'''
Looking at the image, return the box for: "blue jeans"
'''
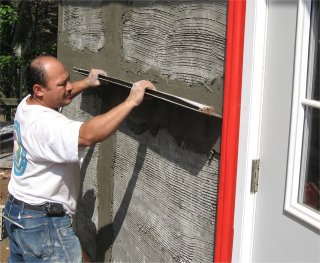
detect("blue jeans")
[3,198,82,262]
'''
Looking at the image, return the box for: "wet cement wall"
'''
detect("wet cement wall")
[58,1,227,262]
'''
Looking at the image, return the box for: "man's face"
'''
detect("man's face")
[41,60,73,109]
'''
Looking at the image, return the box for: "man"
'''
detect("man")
[3,55,156,262]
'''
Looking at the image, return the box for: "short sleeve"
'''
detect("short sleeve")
[28,112,84,163]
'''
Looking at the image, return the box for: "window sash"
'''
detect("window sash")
[285,0,320,230]
[301,99,320,109]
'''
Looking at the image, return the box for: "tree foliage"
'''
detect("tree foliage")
[0,1,19,98]
[0,3,18,32]
[0,0,57,99]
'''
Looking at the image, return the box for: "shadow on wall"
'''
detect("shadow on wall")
[81,82,222,156]
[74,146,97,257]
[79,84,221,261]
[96,142,147,258]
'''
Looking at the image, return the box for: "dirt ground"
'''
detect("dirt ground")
[0,168,10,262]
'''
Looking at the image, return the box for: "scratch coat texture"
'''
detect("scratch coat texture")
[122,1,226,87]
[58,1,227,261]
[112,127,218,263]
[61,1,105,52]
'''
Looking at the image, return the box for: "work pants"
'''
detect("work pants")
[3,197,82,262]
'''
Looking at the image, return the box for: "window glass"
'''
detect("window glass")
[308,1,319,102]
[300,107,319,211]
[299,1,320,212]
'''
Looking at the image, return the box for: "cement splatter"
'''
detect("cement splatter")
[61,1,105,52]
[122,1,227,88]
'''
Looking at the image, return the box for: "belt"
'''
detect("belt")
[8,195,66,216]
[9,195,45,211]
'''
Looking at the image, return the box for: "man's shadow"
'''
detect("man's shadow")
[96,142,147,261]
[74,189,97,259]
[74,146,97,259]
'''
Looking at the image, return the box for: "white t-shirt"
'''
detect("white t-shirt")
[8,95,84,215]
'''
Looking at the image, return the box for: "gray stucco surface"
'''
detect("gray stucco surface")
[112,126,219,262]
[61,0,105,52]
[122,2,226,86]
[58,1,226,262]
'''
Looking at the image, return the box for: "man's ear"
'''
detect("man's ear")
[33,84,44,97]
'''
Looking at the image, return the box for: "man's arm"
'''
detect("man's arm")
[78,80,155,147]
[71,68,107,98]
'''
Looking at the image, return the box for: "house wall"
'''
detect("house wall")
[58,1,226,262]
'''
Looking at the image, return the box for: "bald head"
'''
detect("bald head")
[27,55,63,95]
[26,55,73,109]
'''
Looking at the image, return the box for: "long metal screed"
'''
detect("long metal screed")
[73,67,221,118]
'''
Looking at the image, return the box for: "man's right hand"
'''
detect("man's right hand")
[126,80,156,107]
[79,79,156,147]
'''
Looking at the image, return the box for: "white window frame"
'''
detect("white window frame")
[285,0,320,230]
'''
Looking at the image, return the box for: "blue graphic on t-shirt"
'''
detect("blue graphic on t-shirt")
[13,120,27,176]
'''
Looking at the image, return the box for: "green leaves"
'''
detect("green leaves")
[0,1,57,101]
[0,55,17,69]
[0,4,18,33]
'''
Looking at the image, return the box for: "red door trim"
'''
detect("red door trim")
[214,0,246,262]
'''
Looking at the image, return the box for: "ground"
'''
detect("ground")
[0,168,10,262]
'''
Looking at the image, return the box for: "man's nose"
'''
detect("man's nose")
[66,81,73,91]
